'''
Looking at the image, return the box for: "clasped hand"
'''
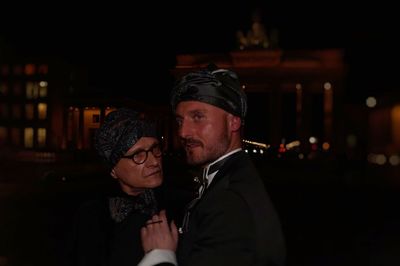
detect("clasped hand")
[141,210,178,253]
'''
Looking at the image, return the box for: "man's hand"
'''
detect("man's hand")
[141,210,178,253]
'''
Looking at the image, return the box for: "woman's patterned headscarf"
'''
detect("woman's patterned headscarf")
[94,108,157,168]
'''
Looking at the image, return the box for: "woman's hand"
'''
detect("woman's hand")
[141,210,178,253]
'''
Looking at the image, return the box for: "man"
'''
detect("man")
[66,108,165,266]
[140,67,286,266]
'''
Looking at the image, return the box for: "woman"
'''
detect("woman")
[66,108,165,266]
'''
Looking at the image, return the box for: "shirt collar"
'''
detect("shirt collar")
[202,148,242,185]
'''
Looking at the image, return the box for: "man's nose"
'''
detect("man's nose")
[178,120,191,138]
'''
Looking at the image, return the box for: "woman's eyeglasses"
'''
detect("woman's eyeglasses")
[121,144,162,165]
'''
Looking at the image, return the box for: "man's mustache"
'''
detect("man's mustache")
[180,138,202,147]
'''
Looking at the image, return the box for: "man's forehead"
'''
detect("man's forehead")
[175,102,231,121]
[176,101,220,112]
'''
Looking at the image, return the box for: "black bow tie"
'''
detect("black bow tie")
[108,189,158,223]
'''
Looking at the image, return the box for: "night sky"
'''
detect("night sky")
[1,3,399,104]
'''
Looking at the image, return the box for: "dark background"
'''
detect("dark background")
[1,3,400,265]
[1,2,399,103]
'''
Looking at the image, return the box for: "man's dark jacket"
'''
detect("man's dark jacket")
[177,151,286,266]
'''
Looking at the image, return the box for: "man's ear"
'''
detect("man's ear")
[110,168,118,179]
[229,115,241,132]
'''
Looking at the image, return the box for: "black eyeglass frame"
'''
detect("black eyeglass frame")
[121,143,162,165]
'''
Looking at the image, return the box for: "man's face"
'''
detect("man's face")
[175,101,233,166]
[111,137,163,195]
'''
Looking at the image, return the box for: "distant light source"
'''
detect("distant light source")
[39,81,48,87]
[296,83,302,90]
[278,144,286,153]
[311,144,318,151]
[322,142,330,150]
[366,97,377,108]
[324,82,332,90]
[389,155,400,166]
[286,140,300,150]
[242,85,246,89]
[309,136,317,144]
[376,154,386,165]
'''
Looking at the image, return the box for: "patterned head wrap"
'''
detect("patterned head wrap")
[171,65,247,121]
[94,108,157,168]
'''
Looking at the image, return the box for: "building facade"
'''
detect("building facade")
[1,49,347,161]
[171,49,346,155]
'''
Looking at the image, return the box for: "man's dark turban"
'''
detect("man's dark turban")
[170,67,247,120]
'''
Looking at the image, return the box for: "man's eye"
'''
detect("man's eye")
[193,114,203,120]
[175,119,182,126]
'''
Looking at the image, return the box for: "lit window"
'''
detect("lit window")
[24,64,36,75]
[24,127,34,148]
[92,114,100,123]
[83,108,100,149]
[38,103,47,119]
[26,82,34,99]
[12,104,21,119]
[26,82,39,99]
[25,104,34,120]
[39,82,47,97]
[11,128,20,145]
[37,128,46,148]
[33,82,39,98]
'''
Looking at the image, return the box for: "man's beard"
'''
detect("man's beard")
[182,132,229,167]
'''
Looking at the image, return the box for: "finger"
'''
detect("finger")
[145,220,163,226]
[141,227,151,253]
[171,220,179,245]
[145,219,156,236]
[151,214,160,222]
[158,210,168,230]
[141,226,147,241]
[159,209,167,218]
